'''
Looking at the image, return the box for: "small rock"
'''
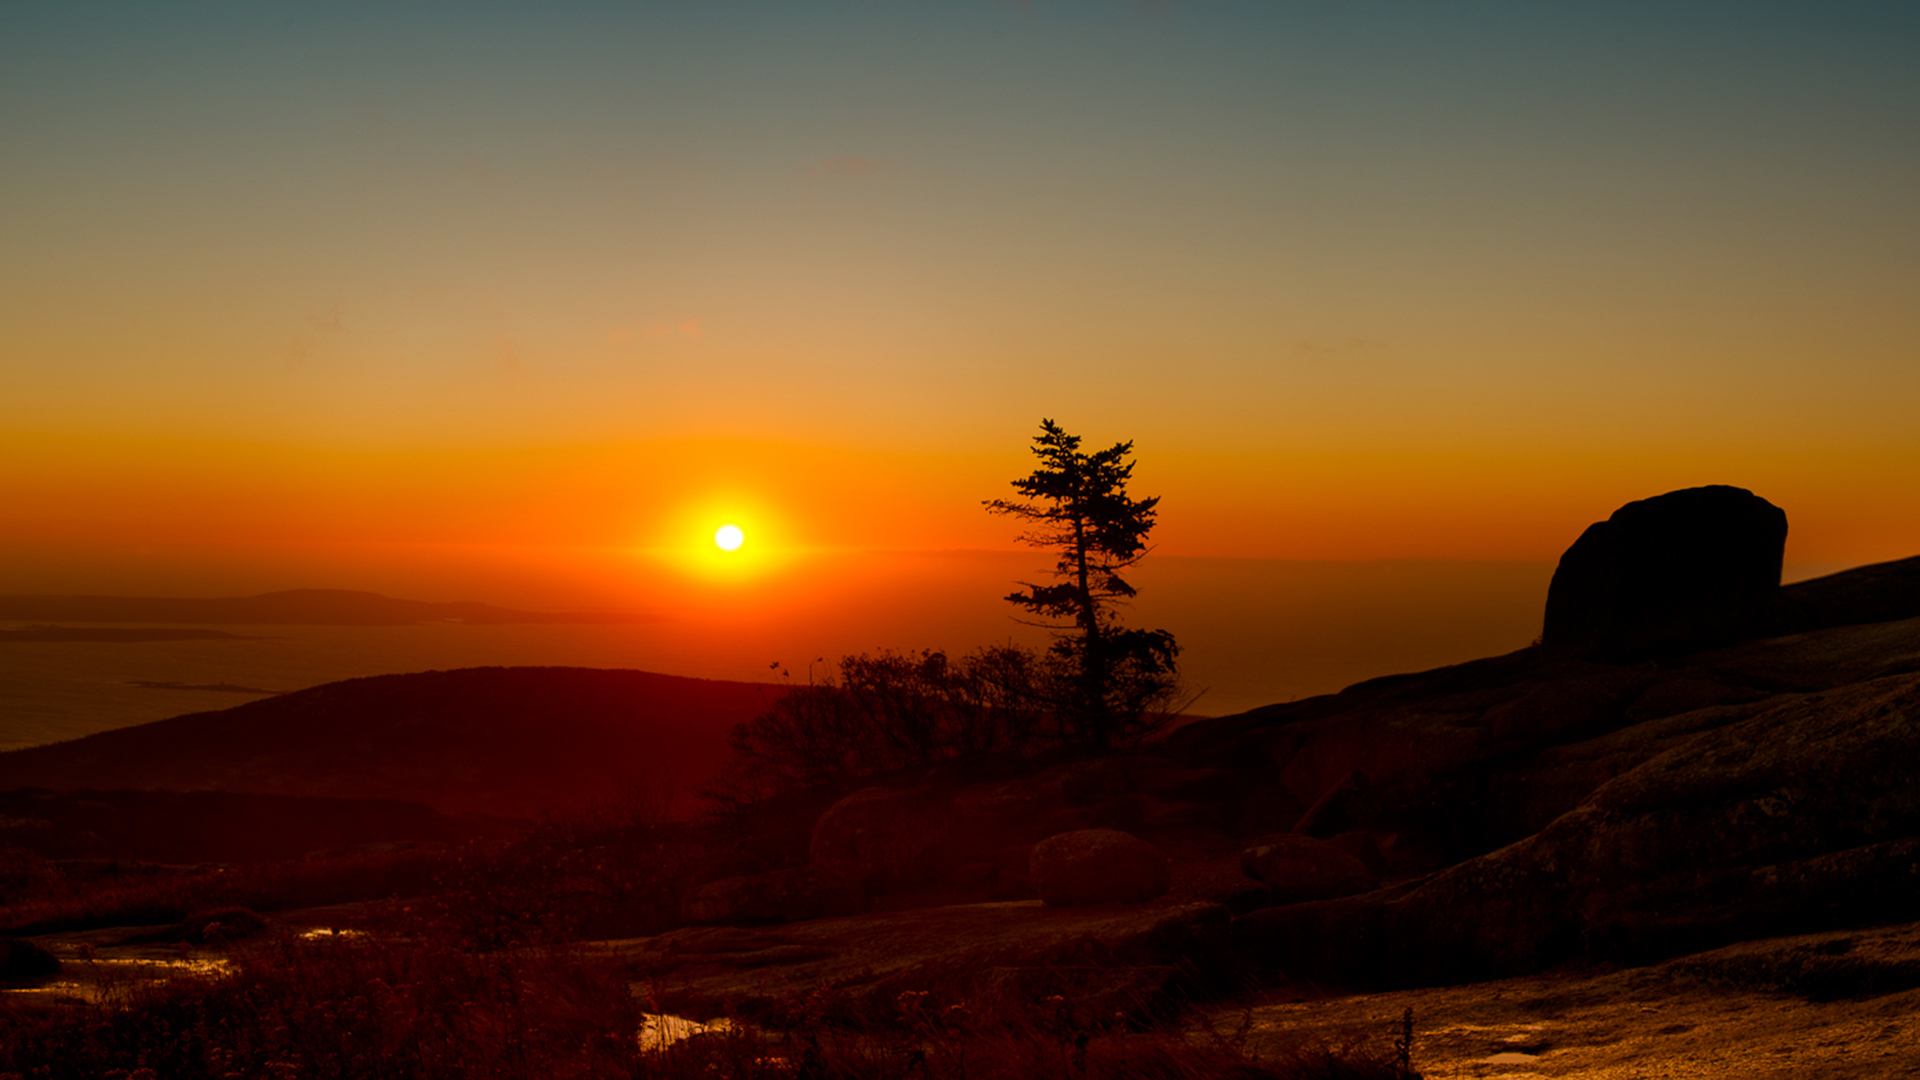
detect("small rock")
[1029,829,1170,906]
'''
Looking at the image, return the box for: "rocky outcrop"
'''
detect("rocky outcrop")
[680,868,863,926]
[1236,668,1920,984]
[1768,554,1920,637]
[1197,917,1920,1079]
[1030,829,1171,906]
[1542,485,1787,659]
[784,537,1920,979]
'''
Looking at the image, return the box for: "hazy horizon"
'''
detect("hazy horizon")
[1,541,1894,753]
[0,552,1558,746]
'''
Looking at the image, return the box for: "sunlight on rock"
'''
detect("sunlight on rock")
[638,1012,732,1051]
[298,927,364,940]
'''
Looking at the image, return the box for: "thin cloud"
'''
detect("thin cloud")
[288,302,345,367]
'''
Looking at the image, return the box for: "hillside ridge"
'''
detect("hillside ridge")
[0,666,779,819]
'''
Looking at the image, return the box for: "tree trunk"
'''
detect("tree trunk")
[1071,510,1108,747]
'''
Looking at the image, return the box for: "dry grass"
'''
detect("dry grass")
[0,933,642,1079]
[0,928,1416,1079]
[0,793,1416,1078]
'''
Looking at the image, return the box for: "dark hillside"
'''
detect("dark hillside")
[0,667,779,819]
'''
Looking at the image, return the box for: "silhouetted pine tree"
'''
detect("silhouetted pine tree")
[986,419,1180,748]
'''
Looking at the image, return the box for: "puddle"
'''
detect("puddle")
[0,980,89,1003]
[3,955,233,1004]
[639,1012,733,1050]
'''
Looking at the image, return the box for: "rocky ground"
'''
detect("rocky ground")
[1202,919,1920,1078]
[21,902,1918,1077]
[607,898,1230,1024]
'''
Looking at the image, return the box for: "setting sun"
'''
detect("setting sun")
[714,524,745,552]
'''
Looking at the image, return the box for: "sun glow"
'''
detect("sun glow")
[640,495,796,587]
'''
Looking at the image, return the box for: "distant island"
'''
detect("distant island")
[126,680,281,695]
[0,588,655,627]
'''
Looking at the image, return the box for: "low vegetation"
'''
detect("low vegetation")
[702,646,1071,809]
[0,786,1416,1080]
[0,929,1409,1079]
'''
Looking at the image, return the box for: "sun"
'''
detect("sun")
[713,523,745,551]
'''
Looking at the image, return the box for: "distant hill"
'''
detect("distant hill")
[0,588,652,626]
[0,667,780,819]
[0,626,251,643]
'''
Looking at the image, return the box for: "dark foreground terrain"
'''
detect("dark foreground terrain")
[4,500,1920,1077]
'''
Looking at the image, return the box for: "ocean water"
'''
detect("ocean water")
[0,557,1558,752]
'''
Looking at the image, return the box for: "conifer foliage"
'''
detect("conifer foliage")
[986,419,1181,747]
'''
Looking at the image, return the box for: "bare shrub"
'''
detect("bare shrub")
[703,646,1058,806]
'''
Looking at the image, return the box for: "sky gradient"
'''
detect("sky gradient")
[4,2,1917,625]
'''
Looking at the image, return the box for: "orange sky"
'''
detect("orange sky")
[3,3,1917,626]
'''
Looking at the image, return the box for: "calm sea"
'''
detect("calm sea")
[0,558,1561,753]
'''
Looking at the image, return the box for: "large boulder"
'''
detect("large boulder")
[1542,485,1787,659]
[809,785,957,893]
[1030,829,1170,906]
